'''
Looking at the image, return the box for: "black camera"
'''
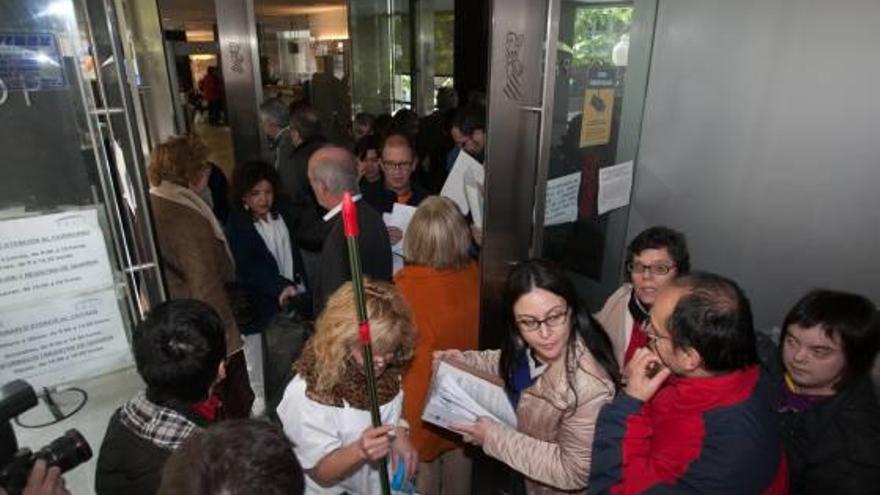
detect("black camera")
[0,380,92,495]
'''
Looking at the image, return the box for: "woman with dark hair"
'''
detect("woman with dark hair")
[768,289,880,494]
[596,226,690,369]
[226,160,310,331]
[438,259,619,494]
[225,160,311,412]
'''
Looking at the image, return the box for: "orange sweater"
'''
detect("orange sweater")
[395,262,481,461]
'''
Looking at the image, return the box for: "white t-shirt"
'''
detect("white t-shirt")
[277,374,403,494]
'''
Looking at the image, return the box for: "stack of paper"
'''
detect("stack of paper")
[382,203,417,274]
[440,151,484,225]
[421,360,517,430]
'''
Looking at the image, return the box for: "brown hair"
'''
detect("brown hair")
[310,279,415,393]
[148,135,209,187]
[403,196,472,270]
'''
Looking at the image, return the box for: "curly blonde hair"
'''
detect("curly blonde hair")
[310,279,416,393]
[148,135,209,187]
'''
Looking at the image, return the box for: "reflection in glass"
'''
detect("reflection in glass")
[542,4,634,284]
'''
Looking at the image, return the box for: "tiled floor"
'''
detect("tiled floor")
[194,122,236,177]
[12,367,143,494]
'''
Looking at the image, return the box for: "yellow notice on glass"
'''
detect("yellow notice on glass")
[579,88,615,147]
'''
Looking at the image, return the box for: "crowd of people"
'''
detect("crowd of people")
[71,94,879,495]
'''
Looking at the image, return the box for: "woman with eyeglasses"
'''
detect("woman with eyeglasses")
[438,260,620,494]
[595,226,690,369]
[277,280,418,494]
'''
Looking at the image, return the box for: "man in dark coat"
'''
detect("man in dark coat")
[306,145,392,315]
[766,289,880,495]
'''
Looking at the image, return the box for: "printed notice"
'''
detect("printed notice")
[544,172,582,226]
[0,209,114,308]
[579,88,615,147]
[0,290,133,388]
[597,161,634,216]
[0,33,67,90]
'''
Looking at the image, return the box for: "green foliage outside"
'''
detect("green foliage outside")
[572,7,633,66]
[434,11,454,76]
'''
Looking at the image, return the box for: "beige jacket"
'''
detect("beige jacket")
[594,284,633,371]
[150,191,243,354]
[457,341,615,494]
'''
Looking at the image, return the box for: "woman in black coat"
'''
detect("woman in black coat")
[225,160,311,335]
[764,289,880,495]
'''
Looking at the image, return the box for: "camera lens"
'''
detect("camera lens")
[35,429,92,473]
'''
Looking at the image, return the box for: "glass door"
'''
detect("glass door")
[349,0,413,114]
[481,0,657,343]
[536,1,656,307]
[0,0,165,389]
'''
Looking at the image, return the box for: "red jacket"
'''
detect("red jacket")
[590,366,789,494]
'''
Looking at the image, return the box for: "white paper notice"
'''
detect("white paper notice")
[598,161,634,216]
[0,209,115,307]
[0,209,133,388]
[422,360,517,430]
[0,290,133,388]
[544,172,582,226]
[382,203,417,274]
[441,151,484,223]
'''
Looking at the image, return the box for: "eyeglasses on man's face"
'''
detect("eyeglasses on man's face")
[381,160,413,172]
[516,307,570,333]
[626,262,676,276]
[644,320,672,349]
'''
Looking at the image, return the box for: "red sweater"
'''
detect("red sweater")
[590,366,789,494]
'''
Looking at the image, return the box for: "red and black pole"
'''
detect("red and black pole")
[341,191,392,495]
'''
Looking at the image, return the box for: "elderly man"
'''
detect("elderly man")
[590,272,789,494]
[307,145,392,314]
[259,98,293,168]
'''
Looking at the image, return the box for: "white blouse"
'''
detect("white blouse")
[277,374,403,495]
[254,213,294,281]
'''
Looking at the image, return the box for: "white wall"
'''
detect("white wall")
[629,0,880,330]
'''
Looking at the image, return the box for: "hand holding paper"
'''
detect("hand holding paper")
[422,360,517,432]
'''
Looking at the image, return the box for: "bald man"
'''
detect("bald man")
[381,133,428,207]
[307,146,392,314]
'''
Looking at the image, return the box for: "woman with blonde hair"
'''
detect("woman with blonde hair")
[148,135,254,419]
[277,280,418,494]
[395,196,480,495]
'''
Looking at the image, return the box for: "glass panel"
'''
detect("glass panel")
[541,2,635,306]
[0,0,163,386]
[349,0,412,114]
[254,1,351,143]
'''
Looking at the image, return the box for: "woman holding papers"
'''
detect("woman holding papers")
[276,280,418,494]
[442,260,620,494]
[396,197,481,495]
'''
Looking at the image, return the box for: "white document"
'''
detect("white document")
[544,172,582,226]
[0,209,115,309]
[441,151,484,224]
[0,289,133,388]
[382,203,417,274]
[597,160,634,215]
[422,360,517,430]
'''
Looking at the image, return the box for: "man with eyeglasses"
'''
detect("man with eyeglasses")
[596,226,690,370]
[590,272,789,494]
[364,133,429,245]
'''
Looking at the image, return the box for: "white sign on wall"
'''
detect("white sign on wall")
[0,209,133,388]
